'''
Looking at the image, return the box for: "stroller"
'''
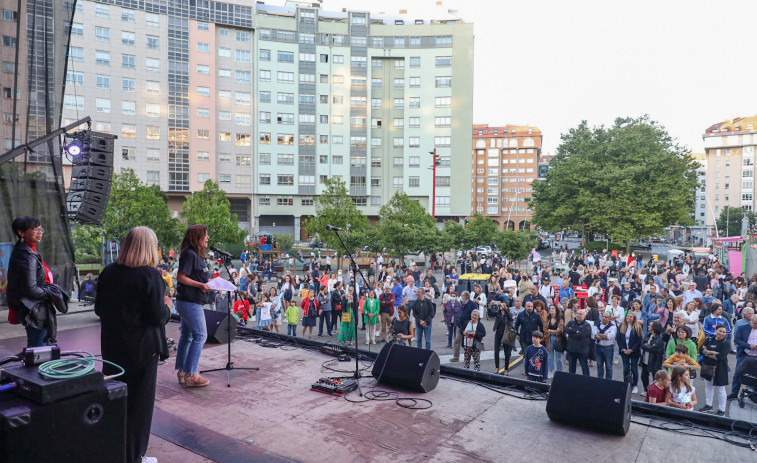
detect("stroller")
[736,355,757,408]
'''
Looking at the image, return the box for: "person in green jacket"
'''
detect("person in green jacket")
[666,324,698,360]
[363,289,380,345]
[285,299,299,336]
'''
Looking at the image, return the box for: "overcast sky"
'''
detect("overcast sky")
[309,0,757,154]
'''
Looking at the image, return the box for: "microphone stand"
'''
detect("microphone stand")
[200,254,259,387]
[329,228,372,396]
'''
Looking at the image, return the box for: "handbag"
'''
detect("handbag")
[342,311,352,323]
[700,363,716,381]
[501,324,517,346]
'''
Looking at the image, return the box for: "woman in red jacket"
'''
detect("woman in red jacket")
[301,289,319,339]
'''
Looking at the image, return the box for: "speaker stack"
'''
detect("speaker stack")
[66,131,116,225]
[372,343,440,392]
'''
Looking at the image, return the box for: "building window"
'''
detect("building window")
[409,77,421,88]
[409,97,420,108]
[409,137,420,148]
[277,197,294,206]
[197,86,210,96]
[95,50,110,66]
[146,58,159,72]
[146,104,160,117]
[121,31,136,46]
[197,64,210,74]
[146,35,159,50]
[121,54,135,69]
[435,56,452,67]
[259,111,271,124]
[146,126,160,140]
[260,49,271,61]
[277,51,294,63]
[146,81,159,95]
[393,157,404,167]
[218,47,231,57]
[260,153,271,164]
[95,27,110,42]
[394,78,405,89]
[197,173,210,183]
[197,151,209,161]
[197,130,210,139]
[409,156,420,167]
[277,175,294,185]
[371,177,381,187]
[277,72,294,83]
[394,99,404,109]
[236,71,251,84]
[259,133,271,144]
[435,97,451,108]
[218,90,231,100]
[236,154,251,167]
[95,98,111,113]
[259,197,270,206]
[235,50,251,63]
[235,92,251,105]
[236,176,251,187]
[393,177,403,188]
[409,177,420,188]
[236,134,251,146]
[236,31,251,42]
[435,116,451,127]
[146,13,159,27]
[219,153,232,162]
[95,5,109,18]
[146,171,159,186]
[122,124,136,138]
[66,71,84,87]
[277,154,294,165]
[219,175,231,183]
[260,91,271,103]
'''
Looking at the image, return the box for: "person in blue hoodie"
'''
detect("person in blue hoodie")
[525,331,548,382]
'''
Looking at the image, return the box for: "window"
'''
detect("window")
[236,31,251,42]
[332,115,344,125]
[235,92,251,105]
[196,130,211,140]
[259,174,272,186]
[64,95,84,110]
[394,98,404,109]
[394,78,405,89]
[259,70,271,82]
[69,23,83,37]
[302,197,314,206]
[409,177,420,188]
[95,98,111,113]
[435,116,451,127]
[434,137,451,147]
[259,133,270,144]
[146,58,159,72]
[219,175,231,183]
[393,177,403,188]
[409,97,420,108]
[300,53,315,63]
[197,22,209,31]
[197,151,210,161]
[66,71,83,87]
[351,176,366,187]
[235,50,251,63]
[277,51,294,63]
[260,49,271,61]
[333,95,345,104]
[351,56,367,68]
[146,13,159,27]
[320,115,329,124]
[95,27,110,42]
[410,56,421,68]
[69,47,83,62]
[122,31,136,46]
[332,75,345,84]
[435,76,452,88]
[146,81,159,95]
[121,147,136,161]
[236,134,251,146]
[218,47,231,57]
[435,97,451,108]
[409,77,421,88]
[277,197,294,206]
[219,153,231,162]
[95,5,109,18]
[299,74,315,84]
[409,156,420,167]
[277,72,294,83]
[197,108,210,118]
[260,152,271,164]
[394,119,404,128]
[146,104,160,117]
[259,91,271,103]
[276,113,293,124]
[122,10,135,22]
[333,136,343,144]
[277,175,294,185]
[259,197,270,206]
[96,50,110,66]
[197,86,210,96]
[146,126,160,140]
[218,90,231,100]
[122,54,135,69]
[218,132,231,142]
[197,173,210,183]
[395,59,405,69]
[236,113,251,126]
[147,149,160,162]
[435,56,452,67]
[334,55,345,63]
[278,134,294,145]
[235,154,251,167]
[236,71,251,84]
[236,176,251,187]
[122,124,136,138]
[196,64,209,74]
[394,157,404,167]
[143,34,160,50]
[409,137,420,148]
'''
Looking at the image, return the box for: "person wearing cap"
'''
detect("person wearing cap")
[606,278,621,299]
[670,282,683,297]
[682,281,702,307]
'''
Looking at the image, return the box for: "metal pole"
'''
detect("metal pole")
[432,154,436,218]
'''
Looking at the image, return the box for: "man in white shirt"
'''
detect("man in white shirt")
[682,281,702,307]
[538,277,555,305]
[593,311,617,380]
[605,294,624,364]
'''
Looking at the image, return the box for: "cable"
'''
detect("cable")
[343,384,433,410]
[441,375,549,401]
[37,351,124,381]
[630,416,757,450]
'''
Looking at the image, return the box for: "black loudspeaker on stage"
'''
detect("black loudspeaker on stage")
[204,309,235,344]
[66,131,115,225]
[546,371,632,436]
[372,343,440,393]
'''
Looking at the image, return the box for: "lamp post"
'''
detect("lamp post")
[429,149,440,217]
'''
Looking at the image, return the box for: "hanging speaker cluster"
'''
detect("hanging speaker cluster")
[66,131,116,225]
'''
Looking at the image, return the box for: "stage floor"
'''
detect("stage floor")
[0,312,755,462]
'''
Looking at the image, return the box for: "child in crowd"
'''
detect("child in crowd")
[525,331,548,383]
[256,293,274,331]
[663,343,700,373]
[286,299,299,336]
[665,366,697,410]
[645,370,671,404]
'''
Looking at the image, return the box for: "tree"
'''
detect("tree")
[441,220,470,253]
[303,177,368,269]
[102,169,180,246]
[376,191,436,263]
[71,223,102,264]
[467,213,498,248]
[273,233,295,255]
[530,116,700,253]
[493,230,537,269]
[181,179,245,245]
[716,206,757,237]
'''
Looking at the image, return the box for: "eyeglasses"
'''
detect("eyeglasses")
[33,227,45,233]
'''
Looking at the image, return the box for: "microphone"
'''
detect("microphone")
[326,224,343,231]
[210,245,232,258]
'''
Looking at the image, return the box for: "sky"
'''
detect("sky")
[301,0,757,155]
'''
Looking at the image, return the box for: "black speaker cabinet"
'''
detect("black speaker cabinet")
[372,343,440,392]
[0,380,127,463]
[546,371,632,435]
[69,177,112,196]
[66,190,109,225]
[204,309,235,344]
[72,165,112,182]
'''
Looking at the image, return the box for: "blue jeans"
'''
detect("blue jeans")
[416,320,432,350]
[262,270,273,280]
[287,324,297,336]
[567,352,590,376]
[25,325,48,347]
[447,323,457,347]
[175,300,208,375]
[732,354,745,395]
[621,354,639,386]
[318,311,332,335]
[595,344,614,379]
[548,336,563,372]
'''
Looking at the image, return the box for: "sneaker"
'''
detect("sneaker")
[449,357,460,362]
[632,386,638,394]
[613,359,618,365]
[640,389,646,397]
[142,457,158,463]
[698,405,713,413]
[716,410,725,417]
[726,393,738,400]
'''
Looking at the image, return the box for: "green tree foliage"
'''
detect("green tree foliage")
[71,223,102,264]
[303,177,368,267]
[493,230,538,267]
[273,233,295,254]
[376,191,436,262]
[716,206,757,237]
[467,213,498,248]
[102,169,180,246]
[530,116,699,253]
[180,180,245,245]
[441,220,470,252]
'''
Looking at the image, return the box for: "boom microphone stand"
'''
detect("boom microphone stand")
[200,253,258,387]
[328,225,373,397]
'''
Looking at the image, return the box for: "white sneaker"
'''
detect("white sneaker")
[632,386,638,394]
[142,457,158,463]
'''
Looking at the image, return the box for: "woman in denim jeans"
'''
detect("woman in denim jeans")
[546,305,564,374]
[175,225,212,388]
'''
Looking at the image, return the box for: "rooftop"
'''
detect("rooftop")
[473,123,542,137]
[704,115,757,135]
[255,1,466,25]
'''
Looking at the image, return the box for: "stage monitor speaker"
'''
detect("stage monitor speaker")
[0,380,126,463]
[546,371,631,436]
[372,343,439,392]
[204,309,235,344]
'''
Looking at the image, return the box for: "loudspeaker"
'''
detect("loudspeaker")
[546,371,631,435]
[72,165,112,182]
[372,343,440,392]
[66,190,109,224]
[66,131,114,226]
[0,380,127,463]
[204,309,235,344]
[69,177,112,196]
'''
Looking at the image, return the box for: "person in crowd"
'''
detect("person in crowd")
[563,297,579,325]
[472,284,487,315]
[317,285,333,337]
[525,331,548,382]
[593,311,617,380]
[463,310,486,371]
[640,321,665,396]
[281,274,295,303]
[363,289,380,345]
[545,305,564,375]
[618,312,643,393]
[645,370,671,404]
[7,217,66,347]
[702,303,732,347]
[698,325,730,415]
[413,287,434,350]
[330,281,344,333]
[681,300,700,340]
[256,293,274,332]
[514,301,544,354]
[523,284,546,306]
[96,227,170,463]
[664,343,701,373]
[80,272,96,301]
[338,287,357,346]
[286,298,299,336]
[451,292,477,362]
[378,285,395,342]
[389,306,414,346]
[730,312,757,399]
[269,287,283,333]
[174,225,211,388]
[402,275,418,308]
[300,289,319,340]
[493,302,515,375]
[443,291,462,349]
[665,366,698,410]
[564,308,592,376]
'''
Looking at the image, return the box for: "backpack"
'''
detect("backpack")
[84,282,94,293]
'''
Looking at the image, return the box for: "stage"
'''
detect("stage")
[0,311,755,462]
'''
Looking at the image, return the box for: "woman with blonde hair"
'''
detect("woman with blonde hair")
[96,226,171,463]
[617,311,643,393]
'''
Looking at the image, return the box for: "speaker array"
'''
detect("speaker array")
[66,131,115,225]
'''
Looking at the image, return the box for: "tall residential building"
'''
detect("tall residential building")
[703,116,757,238]
[0,5,25,152]
[60,1,474,238]
[471,124,542,230]
[668,152,707,244]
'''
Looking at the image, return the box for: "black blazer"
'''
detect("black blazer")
[617,326,642,357]
[95,264,170,372]
[6,240,47,311]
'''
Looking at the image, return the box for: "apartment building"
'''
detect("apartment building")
[703,116,757,238]
[471,124,542,230]
[59,1,473,237]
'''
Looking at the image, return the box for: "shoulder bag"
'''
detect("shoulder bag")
[501,323,518,346]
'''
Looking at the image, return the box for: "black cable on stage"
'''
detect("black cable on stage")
[440,375,549,401]
[343,383,433,410]
[630,416,757,450]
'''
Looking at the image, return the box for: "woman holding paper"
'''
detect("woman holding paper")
[175,225,212,388]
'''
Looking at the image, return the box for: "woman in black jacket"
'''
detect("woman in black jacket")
[639,321,665,395]
[698,325,730,415]
[492,303,514,375]
[95,227,171,463]
[617,312,643,393]
[463,309,486,371]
